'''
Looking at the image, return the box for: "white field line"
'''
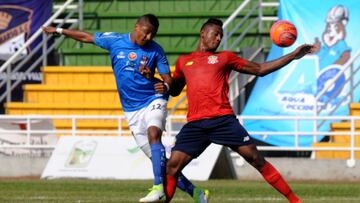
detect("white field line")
[17,196,360,202]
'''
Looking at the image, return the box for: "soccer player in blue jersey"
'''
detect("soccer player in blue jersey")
[43,14,208,203]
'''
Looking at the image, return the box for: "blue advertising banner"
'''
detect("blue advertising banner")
[0,0,53,112]
[242,0,360,146]
[0,0,52,61]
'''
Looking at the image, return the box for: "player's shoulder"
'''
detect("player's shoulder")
[177,53,193,63]
[95,32,126,39]
[174,53,194,68]
[219,50,236,56]
[181,52,196,59]
[147,40,165,52]
[219,50,243,61]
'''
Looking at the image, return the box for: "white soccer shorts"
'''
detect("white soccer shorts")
[124,98,168,157]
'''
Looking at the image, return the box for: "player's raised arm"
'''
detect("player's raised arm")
[240,44,315,77]
[43,26,94,43]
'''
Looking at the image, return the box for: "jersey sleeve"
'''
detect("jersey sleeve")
[224,51,247,72]
[173,57,185,81]
[93,32,118,51]
[155,45,170,75]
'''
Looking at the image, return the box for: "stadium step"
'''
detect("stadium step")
[349,103,360,115]
[330,122,360,144]
[312,142,360,159]
[43,66,115,85]
[42,66,175,85]
[77,0,245,14]
[23,84,187,108]
[313,103,360,159]
[5,102,123,115]
[24,85,120,104]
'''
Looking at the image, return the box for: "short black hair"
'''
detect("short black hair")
[200,18,223,31]
[137,13,160,31]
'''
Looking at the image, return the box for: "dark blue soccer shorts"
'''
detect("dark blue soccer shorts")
[172,114,254,158]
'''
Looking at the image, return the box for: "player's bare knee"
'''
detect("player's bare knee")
[251,153,266,171]
[147,126,162,143]
[166,159,180,176]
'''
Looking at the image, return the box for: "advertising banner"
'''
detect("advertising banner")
[41,136,222,180]
[0,0,52,61]
[0,0,52,110]
[242,0,360,146]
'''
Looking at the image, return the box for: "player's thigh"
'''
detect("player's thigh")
[167,150,193,176]
[172,121,211,158]
[209,115,254,146]
[125,109,150,156]
[144,98,168,131]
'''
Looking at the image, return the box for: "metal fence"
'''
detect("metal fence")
[0,114,358,166]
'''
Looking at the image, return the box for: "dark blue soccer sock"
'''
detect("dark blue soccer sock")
[150,142,166,185]
[177,173,195,196]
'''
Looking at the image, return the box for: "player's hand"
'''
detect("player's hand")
[293,44,316,59]
[42,26,57,34]
[312,37,321,53]
[138,55,152,79]
[139,66,152,79]
[154,82,167,94]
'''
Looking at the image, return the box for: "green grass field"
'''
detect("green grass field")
[1,179,360,203]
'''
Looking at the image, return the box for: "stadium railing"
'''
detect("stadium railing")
[0,114,358,167]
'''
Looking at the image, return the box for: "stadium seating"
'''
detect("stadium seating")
[55,0,276,65]
[313,103,360,158]
[5,66,188,132]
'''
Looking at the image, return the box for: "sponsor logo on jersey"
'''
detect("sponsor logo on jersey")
[243,136,250,142]
[207,55,218,64]
[117,51,125,59]
[103,32,113,36]
[128,52,137,61]
[185,61,194,66]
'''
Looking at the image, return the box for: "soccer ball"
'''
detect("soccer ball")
[270,20,297,47]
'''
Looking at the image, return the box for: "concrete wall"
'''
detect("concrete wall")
[231,157,360,182]
[1,154,360,182]
[0,155,49,177]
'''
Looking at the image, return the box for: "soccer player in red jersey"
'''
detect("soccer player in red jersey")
[155,18,315,203]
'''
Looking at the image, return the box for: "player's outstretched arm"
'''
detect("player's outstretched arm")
[42,26,94,43]
[240,44,315,77]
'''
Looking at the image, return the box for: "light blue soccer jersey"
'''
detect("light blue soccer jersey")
[94,32,170,112]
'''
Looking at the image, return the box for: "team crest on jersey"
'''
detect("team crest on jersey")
[185,61,193,66]
[207,55,218,64]
[128,52,137,61]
